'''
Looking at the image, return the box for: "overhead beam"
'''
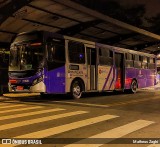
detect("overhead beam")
[22,18,62,30]
[27,4,81,23]
[95,25,120,35]
[151,49,160,55]
[0,0,33,25]
[28,3,117,37]
[58,19,103,36]
[0,29,17,35]
[132,41,160,51]
[54,0,160,41]
[99,33,138,45]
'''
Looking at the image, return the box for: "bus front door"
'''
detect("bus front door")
[115,53,125,90]
[86,46,97,91]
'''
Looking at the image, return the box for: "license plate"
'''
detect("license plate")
[17,86,24,90]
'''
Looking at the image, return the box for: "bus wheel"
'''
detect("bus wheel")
[130,80,137,93]
[71,80,82,99]
[40,93,47,98]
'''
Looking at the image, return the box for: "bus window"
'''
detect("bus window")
[139,56,142,62]
[143,56,147,63]
[68,41,85,64]
[109,50,113,58]
[125,53,133,60]
[148,57,155,69]
[134,55,141,68]
[99,48,113,66]
[47,39,65,62]
[134,55,139,61]
[142,56,147,69]
[153,58,156,63]
[125,53,134,67]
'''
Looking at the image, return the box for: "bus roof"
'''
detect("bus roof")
[14,30,156,58]
[97,43,156,58]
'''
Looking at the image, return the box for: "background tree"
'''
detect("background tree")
[73,0,146,28]
[146,13,160,34]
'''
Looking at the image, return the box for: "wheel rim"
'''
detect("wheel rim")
[132,81,137,92]
[73,84,81,99]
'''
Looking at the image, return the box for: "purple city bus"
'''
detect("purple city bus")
[8,31,157,99]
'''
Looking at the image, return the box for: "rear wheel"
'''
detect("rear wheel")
[71,80,83,99]
[130,80,138,93]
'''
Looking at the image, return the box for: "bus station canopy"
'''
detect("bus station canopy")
[1,0,160,54]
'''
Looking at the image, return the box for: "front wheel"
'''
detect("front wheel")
[130,80,138,93]
[71,80,83,99]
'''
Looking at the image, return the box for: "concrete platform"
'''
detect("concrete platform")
[141,82,160,91]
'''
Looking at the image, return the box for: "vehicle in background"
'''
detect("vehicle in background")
[8,31,157,99]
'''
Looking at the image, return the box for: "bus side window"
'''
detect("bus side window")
[99,48,113,66]
[153,58,156,63]
[148,57,155,69]
[109,50,113,58]
[47,39,65,62]
[68,41,85,64]
[142,56,147,69]
[139,56,142,62]
[125,53,134,67]
[134,55,141,68]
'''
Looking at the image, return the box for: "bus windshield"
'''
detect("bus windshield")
[9,43,45,71]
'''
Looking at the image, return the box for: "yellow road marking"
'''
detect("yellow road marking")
[0,106,43,114]
[65,120,154,146]
[0,111,88,131]
[0,104,28,109]
[14,114,118,138]
[0,108,65,120]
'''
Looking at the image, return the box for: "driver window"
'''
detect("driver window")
[47,39,65,62]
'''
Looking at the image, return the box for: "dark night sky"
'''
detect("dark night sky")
[116,0,160,17]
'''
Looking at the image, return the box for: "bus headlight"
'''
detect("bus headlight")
[32,76,43,86]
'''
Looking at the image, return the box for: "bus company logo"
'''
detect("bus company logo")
[83,66,86,70]
[139,70,142,75]
[2,139,11,144]
[99,69,106,74]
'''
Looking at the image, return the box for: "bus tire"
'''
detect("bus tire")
[40,93,47,98]
[71,80,83,99]
[130,80,138,93]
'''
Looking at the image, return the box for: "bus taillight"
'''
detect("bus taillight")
[9,79,17,84]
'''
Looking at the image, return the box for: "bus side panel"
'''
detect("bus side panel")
[66,64,87,92]
[125,68,156,89]
[44,66,65,94]
[136,68,146,88]
[124,68,136,89]
[146,69,156,87]
[98,65,116,91]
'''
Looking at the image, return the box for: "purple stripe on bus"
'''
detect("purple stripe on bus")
[109,66,115,90]
[102,66,113,91]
